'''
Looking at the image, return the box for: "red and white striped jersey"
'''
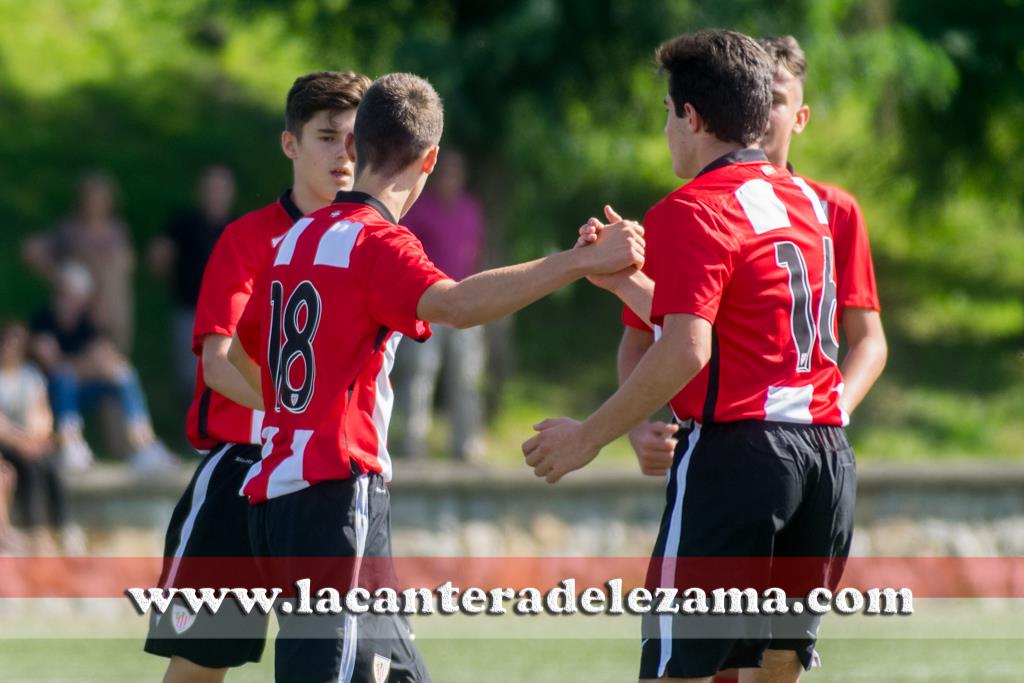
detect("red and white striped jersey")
[627,149,848,426]
[186,191,302,452]
[236,191,449,503]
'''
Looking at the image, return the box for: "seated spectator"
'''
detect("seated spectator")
[30,263,176,473]
[0,320,82,554]
[22,171,136,353]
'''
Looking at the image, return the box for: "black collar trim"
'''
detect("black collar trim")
[333,191,397,224]
[697,148,769,177]
[278,189,303,222]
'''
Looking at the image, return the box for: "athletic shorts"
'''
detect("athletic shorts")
[144,443,268,669]
[248,474,431,683]
[639,419,856,680]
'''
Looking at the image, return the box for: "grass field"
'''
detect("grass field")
[1,602,1021,681]
[0,637,1021,682]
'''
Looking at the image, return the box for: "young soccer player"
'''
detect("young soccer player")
[144,70,371,683]
[525,30,856,683]
[229,72,644,683]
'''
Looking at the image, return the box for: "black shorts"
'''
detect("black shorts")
[639,420,856,680]
[249,474,431,683]
[144,443,268,669]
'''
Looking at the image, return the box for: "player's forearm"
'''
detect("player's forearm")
[838,309,887,415]
[419,250,588,329]
[583,317,710,449]
[610,271,655,330]
[617,327,654,385]
[838,337,887,415]
[208,335,263,411]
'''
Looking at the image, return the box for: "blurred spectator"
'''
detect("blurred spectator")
[0,320,82,554]
[30,263,176,474]
[394,150,486,461]
[148,164,236,403]
[22,171,136,353]
[0,460,19,554]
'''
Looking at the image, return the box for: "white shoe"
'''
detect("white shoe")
[129,442,179,474]
[59,438,95,472]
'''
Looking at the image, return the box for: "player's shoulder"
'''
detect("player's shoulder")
[222,198,295,244]
[797,176,861,213]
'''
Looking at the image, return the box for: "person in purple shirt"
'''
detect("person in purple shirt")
[394,149,486,461]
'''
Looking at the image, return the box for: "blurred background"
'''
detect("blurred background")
[3,0,1024,468]
[1,2,1024,680]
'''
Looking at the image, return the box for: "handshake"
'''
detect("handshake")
[569,204,646,287]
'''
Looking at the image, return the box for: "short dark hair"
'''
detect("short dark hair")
[759,35,808,82]
[655,29,773,146]
[354,73,444,177]
[285,71,372,136]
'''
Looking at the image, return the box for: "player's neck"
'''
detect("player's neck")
[352,175,416,223]
[695,139,756,174]
[290,183,331,216]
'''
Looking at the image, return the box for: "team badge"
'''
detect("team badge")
[372,653,392,683]
[171,604,197,635]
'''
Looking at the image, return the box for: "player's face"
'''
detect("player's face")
[286,108,357,203]
[761,68,809,167]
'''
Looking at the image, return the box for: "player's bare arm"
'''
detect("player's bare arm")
[225,333,262,410]
[523,313,711,483]
[617,327,678,476]
[838,307,887,414]
[416,220,644,329]
[201,334,263,411]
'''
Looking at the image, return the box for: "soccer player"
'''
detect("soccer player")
[524,30,856,683]
[144,70,371,683]
[229,72,644,683]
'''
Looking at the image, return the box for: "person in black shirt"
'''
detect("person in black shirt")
[148,164,237,404]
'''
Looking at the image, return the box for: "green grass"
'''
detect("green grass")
[0,637,1020,682]
[1,602,1021,681]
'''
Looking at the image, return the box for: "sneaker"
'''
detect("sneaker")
[59,438,95,472]
[129,441,179,474]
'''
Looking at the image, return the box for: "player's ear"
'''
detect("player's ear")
[344,132,356,164]
[682,102,703,134]
[281,130,299,161]
[793,104,810,135]
[421,146,440,175]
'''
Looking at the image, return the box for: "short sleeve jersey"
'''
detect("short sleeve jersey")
[633,149,847,426]
[236,191,449,504]
[185,191,303,451]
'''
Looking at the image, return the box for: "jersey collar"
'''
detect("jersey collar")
[697,147,769,177]
[333,190,397,224]
[278,189,304,222]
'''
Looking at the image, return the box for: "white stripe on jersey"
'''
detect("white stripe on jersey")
[265,429,314,499]
[274,217,314,266]
[764,384,815,424]
[372,333,403,483]
[657,424,701,678]
[249,409,264,446]
[313,221,364,268]
[792,177,829,225]
[735,179,791,234]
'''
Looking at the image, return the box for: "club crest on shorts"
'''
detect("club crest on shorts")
[171,604,197,635]
[372,653,392,683]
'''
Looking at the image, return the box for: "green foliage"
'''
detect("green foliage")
[0,0,1021,456]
